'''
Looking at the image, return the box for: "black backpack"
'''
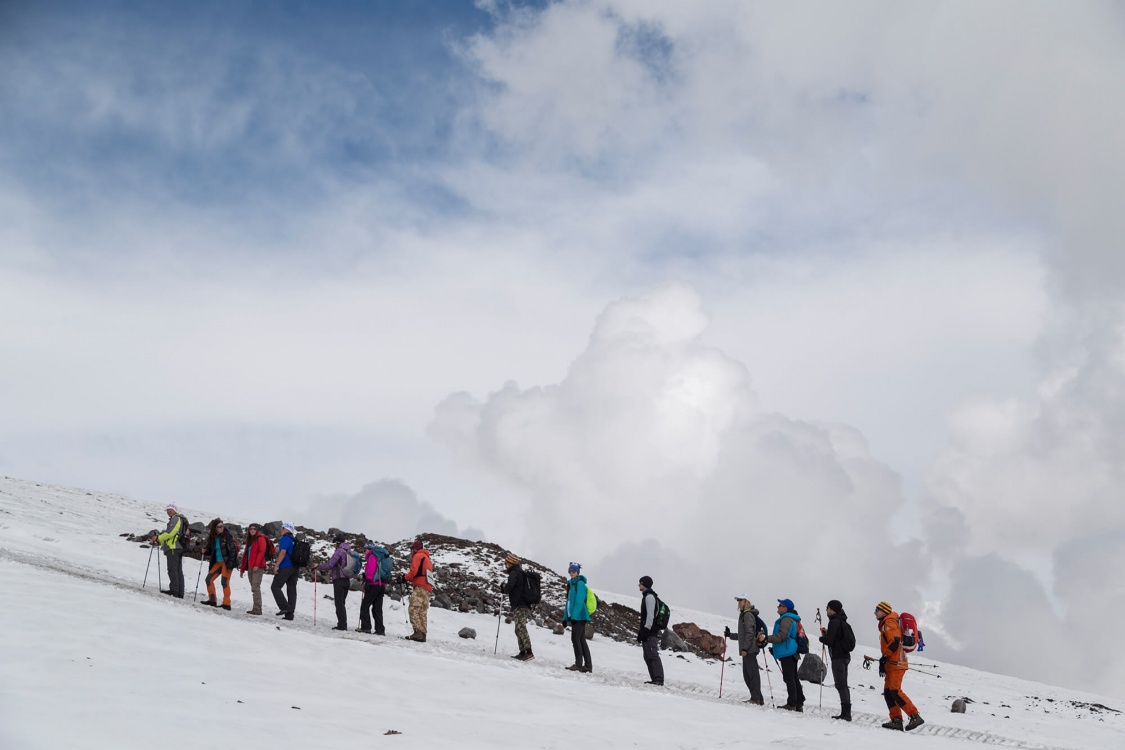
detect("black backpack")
[523,569,542,606]
[176,515,198,553]
[841,620,857,653]
[289,538,311,568]
[652,597,671,631]
[754,613,768,639]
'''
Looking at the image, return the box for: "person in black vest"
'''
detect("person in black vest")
[725,596,764,704]
[637,575,664,686]
[501,552,534,661]
[819,599,854,721]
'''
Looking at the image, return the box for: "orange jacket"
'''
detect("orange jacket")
[404,549,433,592]
[879,611,908,667]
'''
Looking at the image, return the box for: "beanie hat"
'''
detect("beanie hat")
[504,552,520,565]
[411,539,424,552]
[333,533,346,544]
[875,601,893,615]
[777,598,795,611]
[567,562,581,574]
[166,503,178,512]
[281,522,296,535]
[639,575,653,588]
[364,540,377,550]
[827,599,843,613]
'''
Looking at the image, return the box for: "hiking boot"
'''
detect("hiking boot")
[511,650,527,660]
[882,717,904,731]
[355,627,372,634]
[905,713,925,731]
[200,599,217,607]
[283,613,294,621]
[332,625,347,631]
[161,590,174,596]
[276,610,288,617]
[644,680,664,686]
[246,610,261,615]
[579,666,592,674]
[746,698,765,705]
[566,664,583,671]
[220,604,231,611]
[517,651,535,661]
[833,703,851,721]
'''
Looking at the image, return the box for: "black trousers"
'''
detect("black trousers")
[742,653,764,701]
[271,567,299,613]
[332,578,349,628]
[571,621,592,669]
[642,634,664,683]
[779,654,805,706]
[165,551,184,597]
[832,655,851,705]
[359,584,385,634]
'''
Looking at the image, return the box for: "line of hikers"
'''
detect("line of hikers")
[150,504,924,731]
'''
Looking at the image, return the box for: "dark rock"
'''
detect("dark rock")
[188,522,205,533]
[952,698,968,714]
[459,601,472,613]
[671,622,724,658]
[262,521,283,537]
[553,623,566,635]
[435,593,453,610]
[797,654,827,684]
[458,627,477,639]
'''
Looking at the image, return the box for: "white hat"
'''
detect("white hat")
[734,595,750,602]
[166,503,179,512]
[282,522,296,535]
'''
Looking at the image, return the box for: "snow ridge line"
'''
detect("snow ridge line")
[0,547,1079,750]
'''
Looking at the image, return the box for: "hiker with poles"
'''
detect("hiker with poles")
[501,552,536,661]
[200,518,239,610]
[563,562,592,673]
[357,540,391,635]
[150,503,188,599]
[819,599,856,721]
[758,598,805,712]
[874,601,925,731]
[401,538,433,642]
[315,533,353,631]
[724,597,765,705]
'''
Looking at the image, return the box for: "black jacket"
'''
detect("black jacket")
[638,588,659,641]
[819,611,852,659]
[203,529,240,567]
[502,565,529,609]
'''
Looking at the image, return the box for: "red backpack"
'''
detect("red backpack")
[899,612,925,653]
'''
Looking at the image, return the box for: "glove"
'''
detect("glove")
[563,619,570,628]
[878,655,887,677]
[638,627,650,643]
[724,626,732,638]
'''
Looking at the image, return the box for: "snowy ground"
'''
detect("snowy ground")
[2,476,1123,749]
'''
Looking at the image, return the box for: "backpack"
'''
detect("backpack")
[376,552,393,582]
[795,620,810,655]
[263,537,277,563]
[289,538,311,568]
[754,613,768,638]
[175,515,196,553]
[841,620,857,653]
[899,612,924,653]
[523,569,542,606]
[585,586,597,616]
[342,550,363,578]
[652,597,671,631]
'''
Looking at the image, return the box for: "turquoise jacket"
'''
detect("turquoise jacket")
[566,575,590,622]
[769,611,801,659]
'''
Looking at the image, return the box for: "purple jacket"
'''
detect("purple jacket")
[317,542,352,581]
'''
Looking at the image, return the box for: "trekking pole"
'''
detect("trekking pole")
[719,635,728,699]
[816,608,825,709]
[760,651,774,702]
[157,546,162,592]
[313,574,317,626]
[193,556,204,602]
[142,544,155,589]
[493,599,504,655]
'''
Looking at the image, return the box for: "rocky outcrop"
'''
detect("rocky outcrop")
[672,622,726,658]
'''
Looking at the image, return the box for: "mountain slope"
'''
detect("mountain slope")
[1,476,1121,749]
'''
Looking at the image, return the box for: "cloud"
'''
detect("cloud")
[302,478,486,544]
[432,284,929,617]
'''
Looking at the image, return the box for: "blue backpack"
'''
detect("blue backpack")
[368,546,393,582]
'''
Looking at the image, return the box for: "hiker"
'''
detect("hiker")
[724,597,764,705]
[271,523,300,620]
[637,576,664,686]
[357,540,390,635]
[316,534,353,631]
[200,518,239,610]
[402,538,433,642]
[239,523,272,615]
[563,562,592,673]
[501,552,535,661]
[758,598,805,711]
[819,599,854,721]
[875,601,924,731]
[150,503,186,599]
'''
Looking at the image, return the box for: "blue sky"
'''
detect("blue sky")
[3,0,1125,695]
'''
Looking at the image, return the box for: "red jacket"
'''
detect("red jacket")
[241,535,269,572]
[404,549,433,592]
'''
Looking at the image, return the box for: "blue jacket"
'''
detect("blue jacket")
[769,611,801,659]
[566,575,590,622]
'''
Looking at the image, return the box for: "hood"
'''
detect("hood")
[337,542,351,553]
[367,545,388,556]
[832,610,848,621]
[569,574,587,585]
[781,611,801,622]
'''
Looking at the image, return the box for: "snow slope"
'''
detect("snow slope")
[1,476,1122,749]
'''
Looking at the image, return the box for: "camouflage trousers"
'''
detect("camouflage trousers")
[408,587,431,635]
[513,606,532,653]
